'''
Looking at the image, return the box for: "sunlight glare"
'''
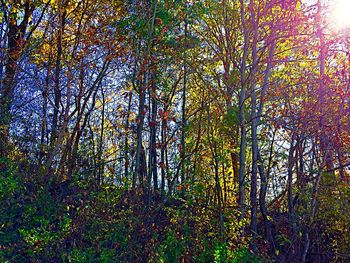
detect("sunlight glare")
[332,0,350,29]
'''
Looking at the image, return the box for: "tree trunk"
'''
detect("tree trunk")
[287,133,297,243]
[238,0,249,222]
[160,116,166,195]
[133,0,158,189]
[124,90,133,182]
[40,64,50,162]
[149,71,158,191]
[258,150,275,255]
[0,4,32,156]
[180,19,188,185]
[51,10,66,146]
[97,87,106,184]
[249,0,259,251]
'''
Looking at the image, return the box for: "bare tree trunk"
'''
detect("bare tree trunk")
[249,0,259,251]
[133,0,158,189]
[67,62,108,177]
[215,155,224,241]
[180,19,188,185]
[297,136,305,188]
[302,150,322,263]
[46,67,72,175]
[302,2,327,260]
[66,63,85,176]
[238,0,249,222]
[124,90,133,182]
[0,2,33,156]
[160,117,166,195]
[97,87,106,185]
[134,74,146,188]
[207,106,224,241]
[258,150,275,255]
[222,163,227,204]
[287,133,297,240]
[149,71,158,191]
[40,63,51,162]
[51,9,66,146]
[337,148,345,180]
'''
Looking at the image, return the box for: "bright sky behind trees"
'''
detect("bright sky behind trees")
[331,0,350,29]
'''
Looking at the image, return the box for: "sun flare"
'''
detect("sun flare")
[332,0,350,29]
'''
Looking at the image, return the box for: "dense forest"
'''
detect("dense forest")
[1,0,350,262]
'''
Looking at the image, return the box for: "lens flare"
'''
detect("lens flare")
[332,0,350,29]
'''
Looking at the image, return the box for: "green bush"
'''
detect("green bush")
[158,229,186,262]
